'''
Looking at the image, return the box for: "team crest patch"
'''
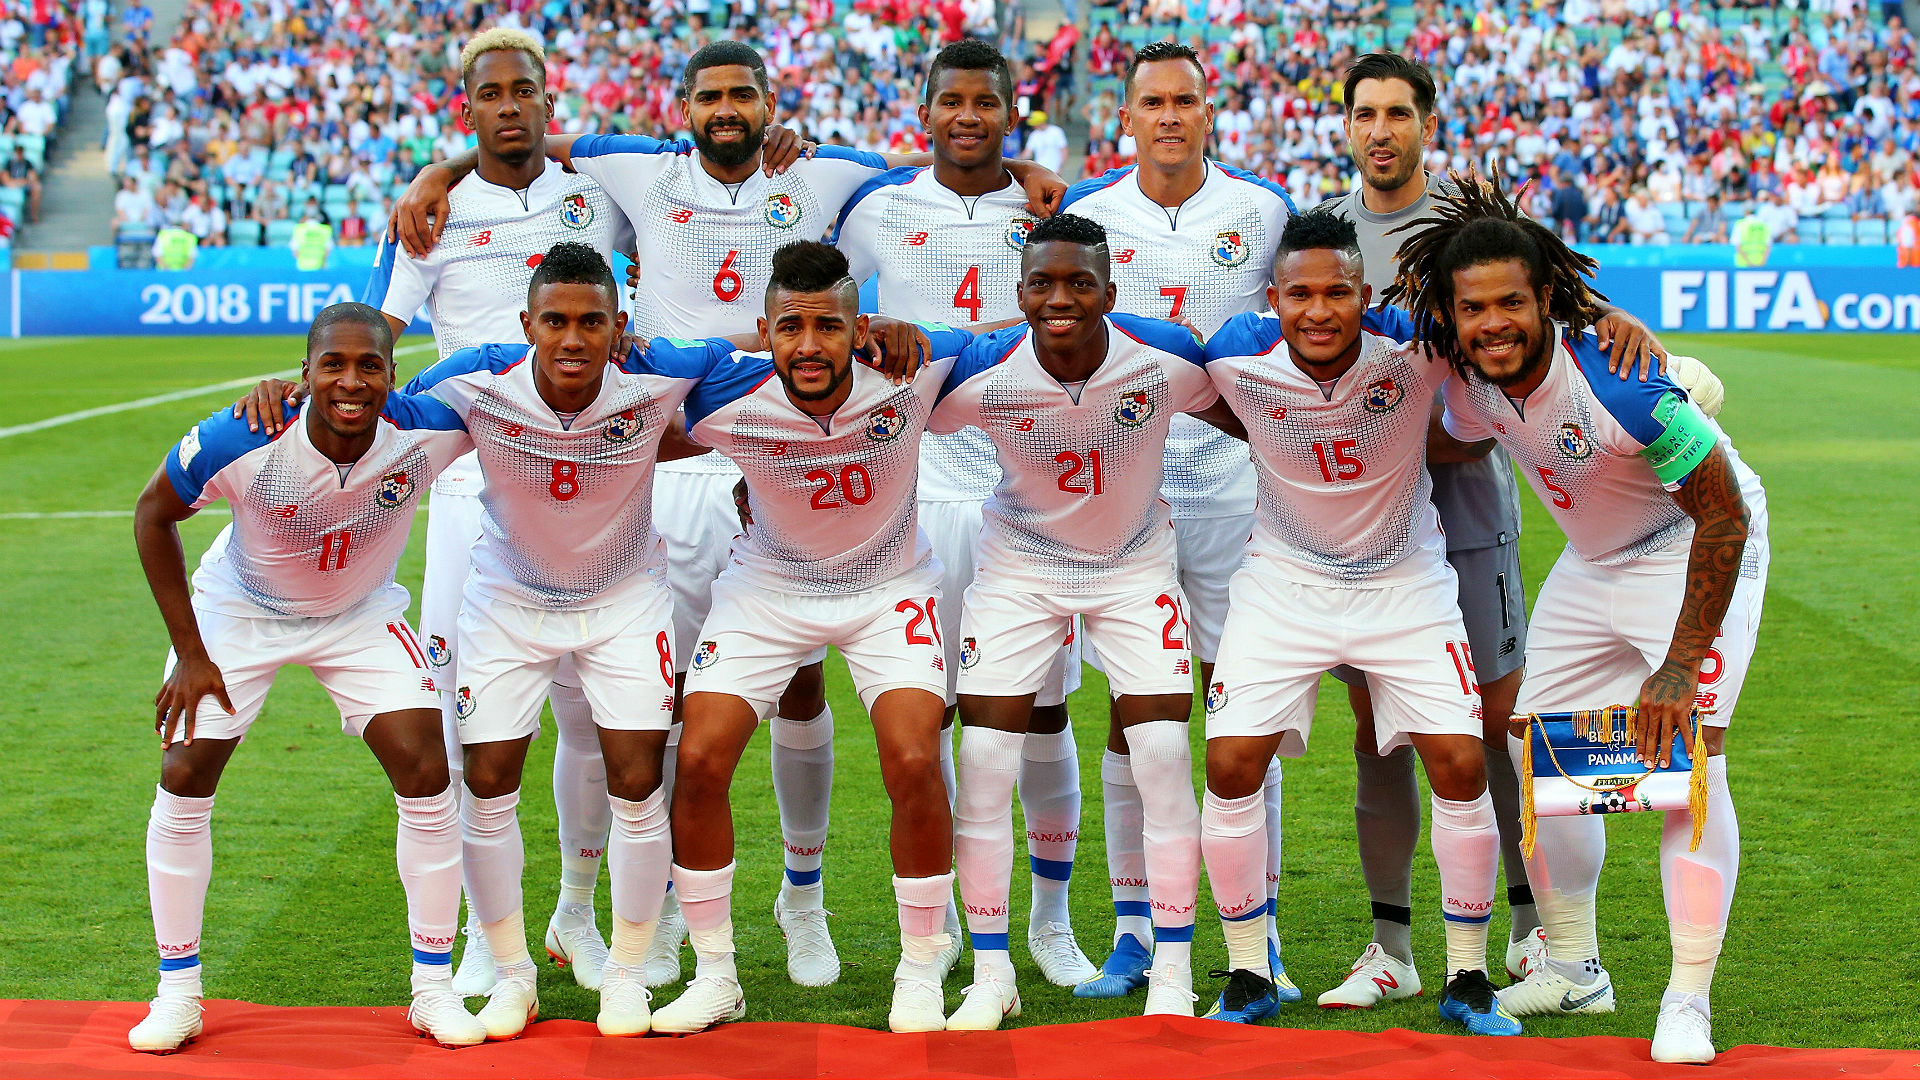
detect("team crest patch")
[176,426,202,469]
[604,409,641,443]
[1363,378,1404,414]
[426,635,451,668]
[691,640,720,670]
[1005,217,1036,251]
[959,637,980,669]
[1205,681,1228,713]
[560,192,594,229]
[1557,422,1593,459]
[374,470,415,508]
[866,405,905,441]
[765,193,801,229]
[1114,390,1155,427]
[455,686,476,719]
[1211,230,1249,267]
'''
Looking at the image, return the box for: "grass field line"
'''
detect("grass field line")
[0,509,232,520]
[0,343,438,440]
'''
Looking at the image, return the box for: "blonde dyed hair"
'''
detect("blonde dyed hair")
[460,28,546,86]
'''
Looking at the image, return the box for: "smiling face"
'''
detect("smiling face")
[1120,58,1213,171]
[1345,76,1435,196]
[682,64,770,170]
[1449,258,1553,391]
[303,321,394,444]
[760,284,866,410]
[462,49,551,165]
[1018,240,1116,359]
[921,66,1009,171]
[521,281,626,407]
[1270,247,1369,372]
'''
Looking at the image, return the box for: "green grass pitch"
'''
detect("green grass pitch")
[1,333,1914,1048]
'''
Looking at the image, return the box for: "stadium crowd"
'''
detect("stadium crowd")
[0,0,95,233]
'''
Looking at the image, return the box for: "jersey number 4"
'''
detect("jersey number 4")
[954,267,983,322]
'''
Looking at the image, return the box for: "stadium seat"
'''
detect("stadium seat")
[1857,218,1890,245]
[0,188,25,218]
[227,221,260,246]
[265,218,298,246]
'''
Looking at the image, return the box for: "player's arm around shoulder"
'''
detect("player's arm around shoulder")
[928,324,1025,433]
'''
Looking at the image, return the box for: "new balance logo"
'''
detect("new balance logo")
[420,677,436,693]
[667,208,694,224]
[902,232,929,246]
[1011,417,1035,431]
[1372,971,1400,994]
[273,504,298,518]
[468,230,492,247]
[1500,637,1517,656]
[1114,249,1136,264]
[764,441,788,456]
[499,422,524,437]
[1270,407,1288,420]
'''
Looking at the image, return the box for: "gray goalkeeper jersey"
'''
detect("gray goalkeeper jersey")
[1324,177,1522,551]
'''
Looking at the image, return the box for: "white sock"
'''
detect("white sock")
[771,706,833,894]
[1125,721,1201,961]
[1431,790,1499,977]
[1020,728,1080,931]
[672,861,737,982]
[1201,788,1269,977]
[1662,755,1737,1002]
[608,790,671,938]
[1510,734,1606,978]
[1262,757,1283,951]
[1101,749,1151,950]
[394,784,462,987]
[460,786,531,971]
[954,726,1024,974]
[895,872,955,974]
[146,785,212,996]
[550,680,608,910]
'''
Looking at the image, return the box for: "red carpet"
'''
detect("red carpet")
[2,1000,1912,1079]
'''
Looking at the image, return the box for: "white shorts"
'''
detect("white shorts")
[655,468,746,673]
[958,579,1193,699]
[1204,563,1481,755]
[1514,546,1768,730]
[163,585,442,744]
[422,489,580,768]
[1173,513,1252,664]
[922,498,1080,708]
[683,561,949,721]
[454,579,678,745]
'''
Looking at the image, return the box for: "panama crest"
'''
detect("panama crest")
[1005,217,1036,251]
[374,470,414,508]
[866,405,905,441]
[1205,681,1229,713]
[425,635,451,668]
[1211,230,1249,267]
[1115,390,1155,426]
[1363,378,1404,413]
[959,636,980,669]
[765,192,801,229]
[604,409,641,443]
[560,192,593,229]
[1558,422,1593,459]
[455,686,476,719]
[691,640,720,670]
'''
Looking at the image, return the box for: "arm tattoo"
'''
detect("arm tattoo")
[1667,443,1750,666]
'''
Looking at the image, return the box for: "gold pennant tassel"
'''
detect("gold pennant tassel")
[1519,715,1537,860]
[1519,706,1708,857]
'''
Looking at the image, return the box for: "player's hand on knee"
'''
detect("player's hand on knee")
[393,166,454,258]
[761,124,815,176]
[1595,310,1669,381]
[864,316,930,383]
[234,378,303,435]
[1634,660,1697,768]
[156,654,233,747]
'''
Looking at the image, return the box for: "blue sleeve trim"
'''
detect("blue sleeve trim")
[164,406,276,505]
[1566,332,1686,447]
[1058,165,1135,212]
[682,349,777,429]
[1214,161,1298,214]
[1203,311,1285,364]
[403,344,516,394]
[626,335,742,381]
[381,390,468,431]
[938,324,1026,402]
[811,143,891,171]
[362,233,399,306]
[568,132,689,160]
[1110,311,1205,366]
[1361,304,1418,343]
[919,321,974,362]
[829,165,923,242]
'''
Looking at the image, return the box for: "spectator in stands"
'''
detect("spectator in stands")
[1026,109,1069,175]
[1757,189,1802,244]
[1623,186,1670,245]
[152,224,196,270]
[290,206,332,271]
[15,88,56,137]
[339,202,370,248]
[111,175,154,231]
[3,144,40,222]
[1684,193,1730,244]
[181,189,226,248]
[1549,167,1588,241]
[1590,183,1627,241]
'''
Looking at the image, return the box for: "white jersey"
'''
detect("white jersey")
[1204,310,1451,587]
[670,325,974,594]
[364,161,631,496]
[831,165,1032,503]
[164,397,470,619]
[1059,161,1294,518]
[565,134,889,477]
[929,314,1217,594]
[1439,321,1769,574]
[409,341,722,609]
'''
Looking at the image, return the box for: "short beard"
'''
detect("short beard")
[1479,331,1551,389]
[694,121,765,170]
[780,362,849,402]
[1360,145,1420,193]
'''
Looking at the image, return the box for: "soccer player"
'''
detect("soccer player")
[357,28,634,997]
[649,241,969,1034]
[1391,177,1767,1065]
[1317,52,1672,1005]
[129,304,482,1052]
[934,214,1240,1027]
[393,41,1065,988]
[1196,211,1517,1035]
[1053,40,1298,1001]
[829,38,1094,989]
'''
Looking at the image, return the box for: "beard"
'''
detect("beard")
[693,117,765,169]
[1475,327,1552,388]
[779,361,850,402]
[1359,141,1421,192]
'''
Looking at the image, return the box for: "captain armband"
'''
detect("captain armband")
[1640,390,1716,486]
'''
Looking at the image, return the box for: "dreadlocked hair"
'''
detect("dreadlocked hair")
[1381,168,1609,375]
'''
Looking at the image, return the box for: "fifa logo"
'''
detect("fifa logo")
[1557,422,1593,459]
[765,193,801,229]
[1211,230,1249,267]
[1363,378,1404,413]
[866,405,904,441]
[374,470,414,508]
[1005,217,1035,251]
[1114,390,1155,427]
[691,640,720,670]
[455,686,476,719]
[560,192,594,229]
[1205,681,1228,713]
[604,409,641,443]
[959,637,980,669]
[425,635,451,667]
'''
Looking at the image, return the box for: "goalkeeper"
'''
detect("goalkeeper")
[1384,172,1769,1066]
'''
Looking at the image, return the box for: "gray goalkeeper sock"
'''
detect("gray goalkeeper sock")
[1354,745,1420,965]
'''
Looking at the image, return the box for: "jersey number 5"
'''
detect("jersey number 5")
[1536,466,1574,509]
